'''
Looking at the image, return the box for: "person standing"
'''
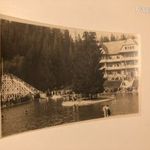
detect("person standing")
[103,105,111,117]
[106,105,111,117]
[102,105,107,117]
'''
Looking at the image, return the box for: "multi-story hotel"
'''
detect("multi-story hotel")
[100,38,139,90]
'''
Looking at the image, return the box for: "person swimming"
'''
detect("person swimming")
[25,110,28,115]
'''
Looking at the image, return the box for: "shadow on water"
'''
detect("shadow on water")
[1,93,139,137]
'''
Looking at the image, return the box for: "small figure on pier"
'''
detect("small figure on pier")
[102,105,111,117]
[107,105,111,116]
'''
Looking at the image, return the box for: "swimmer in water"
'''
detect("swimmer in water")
[25,110,28,114]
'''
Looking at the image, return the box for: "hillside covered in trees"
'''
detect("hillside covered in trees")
[1,19,105,96]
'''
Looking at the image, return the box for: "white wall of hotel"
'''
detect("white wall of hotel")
[100,38,139,89]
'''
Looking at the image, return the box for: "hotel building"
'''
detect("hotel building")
[100,38,139,90]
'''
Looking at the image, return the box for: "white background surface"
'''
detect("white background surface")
[0,0,150,150]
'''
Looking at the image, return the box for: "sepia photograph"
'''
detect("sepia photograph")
[0,18,140,137]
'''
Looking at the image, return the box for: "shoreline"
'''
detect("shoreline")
[62,97,115,107]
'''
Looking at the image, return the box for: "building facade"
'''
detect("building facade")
[100,38,139,90]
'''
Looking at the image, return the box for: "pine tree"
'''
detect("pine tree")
[73,32,104,99]
[120,34,127,40]
[110,34,116,41]
[100,36,110,42]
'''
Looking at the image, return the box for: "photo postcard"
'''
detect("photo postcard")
[0,16,140,137]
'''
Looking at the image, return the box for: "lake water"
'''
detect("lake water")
[1,93,139,137]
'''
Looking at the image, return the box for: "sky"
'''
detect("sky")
[0,14,138,41]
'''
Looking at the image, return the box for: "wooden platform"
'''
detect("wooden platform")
[62,96,115,107]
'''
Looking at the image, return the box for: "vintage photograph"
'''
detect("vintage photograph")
[0,18,139,137]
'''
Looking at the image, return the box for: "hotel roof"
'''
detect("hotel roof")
[102,38,138,54]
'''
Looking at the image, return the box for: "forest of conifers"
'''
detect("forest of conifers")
[0,19,128,95]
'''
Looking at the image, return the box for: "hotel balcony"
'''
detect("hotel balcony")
[100,56,138,63]
[119,49,138,53]
[124,56,139,61]
[106,64,138,70]
[104,73,138,81]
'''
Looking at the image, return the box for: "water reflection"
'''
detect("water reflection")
[2,93,138,137]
